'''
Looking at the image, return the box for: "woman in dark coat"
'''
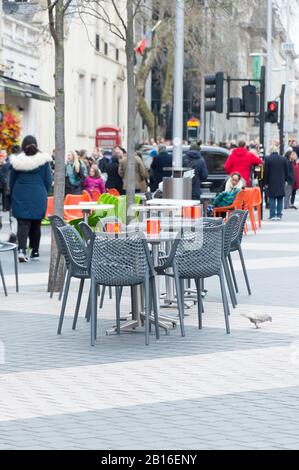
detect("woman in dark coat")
[10,135,52,262]
[264,146,289,220]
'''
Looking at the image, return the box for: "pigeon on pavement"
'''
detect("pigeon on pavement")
[241,312,272,329]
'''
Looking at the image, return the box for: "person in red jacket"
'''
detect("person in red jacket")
[224,141,262,187]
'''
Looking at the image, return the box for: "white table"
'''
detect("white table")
[64,203,115,223]
[146,198,201,207]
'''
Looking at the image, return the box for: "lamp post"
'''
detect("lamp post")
[265,0,273,155]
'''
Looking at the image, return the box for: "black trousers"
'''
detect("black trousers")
[17,219,41,252]
[291,189,297,205]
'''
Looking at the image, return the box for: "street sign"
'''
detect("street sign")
[282,42,294,52]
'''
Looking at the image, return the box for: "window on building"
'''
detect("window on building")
[89,78,96,134]
[115,48,119,62]
[104,42,108,56]
[95,34,100,52]
[102,80,108,123]
[77,74,85,134]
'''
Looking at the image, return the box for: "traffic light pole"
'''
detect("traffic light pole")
[279,84,286,156]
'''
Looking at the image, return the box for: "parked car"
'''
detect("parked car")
[141,144,229,193]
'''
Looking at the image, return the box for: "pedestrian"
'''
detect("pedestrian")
[183,144,208,200]
[0,149,11,211]
[264,145,289,221]
[10,135,52,262]
[118,153,148,193]
[150,145,172,191]
[105,147,123,194]
[290,151,299,209]
[83,164,106,196]
[224,140,263,187]
[65,151,88,194]
[284,148,295,209]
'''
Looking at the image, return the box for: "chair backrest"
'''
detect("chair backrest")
[56,225,88,275]
[82,190,92,201]
[108,188,120,197]
[243,188,254,209]
[45,197,54,219]
[251,187,262,206]
[230,210,248,248]
[49,215,66,253]
[91,233,148,286]
[174,224,224,279]
[223,214,239,257]
[200,217,223,226]
[90,189,101,201]
[64,193,92,220]
[232,189,246,209]
[78,222,95,268]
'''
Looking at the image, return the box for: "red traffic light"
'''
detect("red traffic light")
[268,101,277,112]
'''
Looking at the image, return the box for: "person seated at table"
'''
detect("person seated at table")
[213,172,244,208]
[83,164,106,196]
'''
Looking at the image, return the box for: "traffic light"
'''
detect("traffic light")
[265,101,279,123]
[204,72,224,113]
[242,85,257,113]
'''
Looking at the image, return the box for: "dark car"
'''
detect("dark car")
[164,145,229,193]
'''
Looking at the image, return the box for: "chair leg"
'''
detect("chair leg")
[57,271,71,334]
[150,277,160,340]
[144,277,150,346]
[223,258,237,309]
[85,285,91,322]
[174,268,185,337]
[13,248,19,293]
[219,268,230,334]
[99,285,106,308]
[91,277,97,346]
[238,246,252,295]
[228,253,239,293]
[0,261,7,297]
[195,279,203,329]
[115,286,121,335]
[72,278,85,330]
[50,253,60,298]
[59,264,67,301]
[249,209,257,234]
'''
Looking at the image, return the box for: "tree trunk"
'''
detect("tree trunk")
[47,1,66,292]
[125,0,136,220]
[137,95,155,138]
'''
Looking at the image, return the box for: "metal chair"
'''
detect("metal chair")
[0,242,19,296]
[228,210,251,296]
[49,215,66,300]
[156,224,230,335]
[90,233,159,346]
[56,225,90,334]
[222,214,240,308]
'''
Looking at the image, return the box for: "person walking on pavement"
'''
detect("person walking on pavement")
[10,135,52,262]
[284,148,295,209]
[150,145,172,192]
[183,144,208,200]
[291,151,299,209]
[224,140,262,187]
[264,145,289,221]
[119,153,148,193]
[105,146,124,194]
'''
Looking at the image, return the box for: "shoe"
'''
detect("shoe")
[290,205,298,210]
[30,250,40,261]
[268,217,276,220]
[18,250,28,263]
[276,216,282,221]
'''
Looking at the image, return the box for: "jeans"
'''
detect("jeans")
[291,189,297,205]
[284,184,293,209]
[269,197,284,219]
[17,219,41,252]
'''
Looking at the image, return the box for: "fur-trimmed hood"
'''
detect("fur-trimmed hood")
[11,152,52,172]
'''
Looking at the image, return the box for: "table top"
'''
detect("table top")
[64,204,115,210]
[146,198,201,207]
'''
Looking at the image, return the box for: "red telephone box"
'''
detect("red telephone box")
[95,126,122,149]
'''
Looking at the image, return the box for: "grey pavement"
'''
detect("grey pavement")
[0,203,299,450]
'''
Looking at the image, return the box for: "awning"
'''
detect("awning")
[0,75,53,102]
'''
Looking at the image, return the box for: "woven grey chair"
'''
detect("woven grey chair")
[228,210,251,296]
[78,221,96,322]
[156,224,230,334]
[0,242,19,295]
[222,214,240,308]
[90,233,159,346]
[56,225,90,334]
[49,215,66,300]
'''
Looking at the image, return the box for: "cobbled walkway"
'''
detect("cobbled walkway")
[0,206,299,450]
